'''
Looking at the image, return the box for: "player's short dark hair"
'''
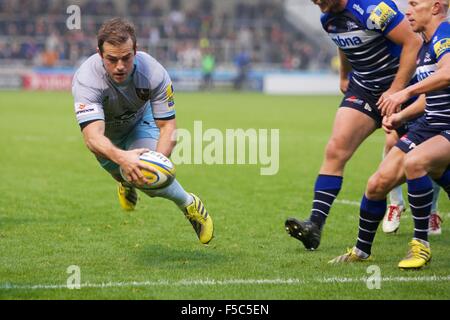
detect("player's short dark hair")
[97,18,137,53]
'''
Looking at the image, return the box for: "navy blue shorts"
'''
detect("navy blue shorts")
[340,88,410,134]
[395,116,421,138]
[396,116,450,153]
[442,129,450,142]
[340,90,382,127]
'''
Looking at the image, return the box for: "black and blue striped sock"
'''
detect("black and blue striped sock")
[356,195,386,256]
[407,176,433,243]
[434,168,450,199]
[309,175,343,229]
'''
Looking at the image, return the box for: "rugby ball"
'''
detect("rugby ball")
[120,150,176,189]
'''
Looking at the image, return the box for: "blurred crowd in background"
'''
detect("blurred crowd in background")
[0,0,333,71]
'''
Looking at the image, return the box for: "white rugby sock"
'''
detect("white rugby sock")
[431,181,440,213]
[141,179,193,208]
[389,185,404,207]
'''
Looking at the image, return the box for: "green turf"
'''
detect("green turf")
[0,91,449,299]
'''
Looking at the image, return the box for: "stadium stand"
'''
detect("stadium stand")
[0,0,333,70]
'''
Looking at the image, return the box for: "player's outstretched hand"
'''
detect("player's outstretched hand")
[119,148,157,187]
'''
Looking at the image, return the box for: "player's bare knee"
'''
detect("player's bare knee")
[324,139,351,164]
[404,154,429,177]
[366,174,380,199]
[366,172,391,199]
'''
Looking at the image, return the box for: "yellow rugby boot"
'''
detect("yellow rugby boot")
[328,247,370,264]
[184,193,214,244]
[117,182,138,211]
[398,239,431,270]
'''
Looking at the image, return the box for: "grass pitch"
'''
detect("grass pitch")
[0,91,449,299]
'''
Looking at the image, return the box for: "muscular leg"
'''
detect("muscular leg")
[286,108,378,250]
[310,107,377,228]
[355,147,407,256]
[366,147,407,200]
[405,135,450,180]
[329,146,408,262]
[319,108,378,175]
[404,135,450,243]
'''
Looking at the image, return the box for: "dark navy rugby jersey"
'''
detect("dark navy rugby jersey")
[415,21,450,126]
[321,0,404,95]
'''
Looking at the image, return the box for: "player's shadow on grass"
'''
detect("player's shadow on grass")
[137,243,229,268]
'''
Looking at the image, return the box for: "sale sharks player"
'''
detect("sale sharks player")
[285,0,422,250]
[381,0,443,237]
[330,0,450,269]
[72,18,213,244]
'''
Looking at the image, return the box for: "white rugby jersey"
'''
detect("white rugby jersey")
[72,52,175,140]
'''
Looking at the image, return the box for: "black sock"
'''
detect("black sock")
[309,175,343,229]
[356,195,386,256]
[407,176,433,243]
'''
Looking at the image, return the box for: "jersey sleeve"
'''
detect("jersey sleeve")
[433,24,450,62]
[149,61,176,120]
[365,0,404,35]
[72,73,105,126]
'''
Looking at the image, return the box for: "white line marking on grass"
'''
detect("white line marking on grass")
[2,276,450,290]
[335,199,360,207]
[319,275,450,283]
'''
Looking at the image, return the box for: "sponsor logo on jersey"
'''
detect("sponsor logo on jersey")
[416,65,436,81]
[331,35,363,48]
[424,52,432,63]
[433,38,450,59]
[166,83,175,108]
[353,3,364,15]
[345,96,364,105]
[76,109,96,115]
[75,102,99,115]
[369,2,397,31]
